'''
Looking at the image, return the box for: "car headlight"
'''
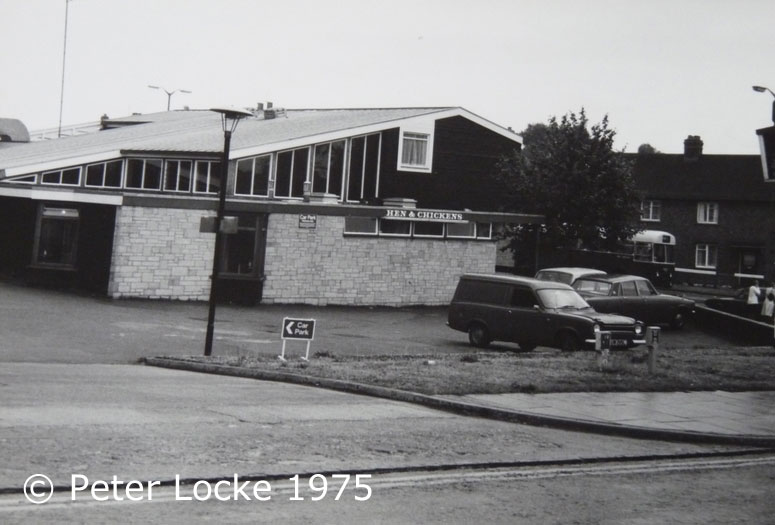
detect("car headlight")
[593,323,601,333]
[635,323,643,335]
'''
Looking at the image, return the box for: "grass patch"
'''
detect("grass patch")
[180,346,775,396]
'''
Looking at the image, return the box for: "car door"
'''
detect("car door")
[506,285,543,345]
[634,278,659,324]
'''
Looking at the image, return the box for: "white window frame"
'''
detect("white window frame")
[125,158,163,191]
[85,160,123,188]
[640,200,661,222]
[273,147,310,200]
[193,160,221,194]
[378,218,411,237]
[346,133,382,203]
[312,140,346,197]
[412,221,445,239]
[446,222,476,239]
[695,243,718,269]
[41,166,81,186]
[397,124,434,173]
[163,160,193,193]
[697,202,718,224]
[343,217,379,236]
[235,155,272,197]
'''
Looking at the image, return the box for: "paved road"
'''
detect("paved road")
[0,282,734,364]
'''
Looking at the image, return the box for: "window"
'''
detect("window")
[620,280,638,297]
[312,141,346,197]
[235,155,271,196]
[85,160,123,188]
[510,287,536,308]
[399,132,430,170]
[344,217,378,235]
[413,221,444,238]
[33,206,79,268]
[125,159,162,190]
[3,174,37,184]
[194,160,222,194]
[446,222,476,239]
[641,200,661,221]
[379,219,411,237]
[476,223,492,239]
[697,202,718,224]
[275,148,309,199]
[635,279,657,296]
[347,134,381,202]
[696,243,718,269]
[41,167,81,186]
[164,160,193,192]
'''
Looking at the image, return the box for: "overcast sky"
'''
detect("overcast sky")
[1,0,773,153]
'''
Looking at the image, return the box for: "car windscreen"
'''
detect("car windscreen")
[573,279,612,296]
[537,288,591,309]
[535,271,572,284]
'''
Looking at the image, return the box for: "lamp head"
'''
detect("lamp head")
[753,86,767,93]
[210,107,254,132]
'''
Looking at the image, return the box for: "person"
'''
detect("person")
[748,280,761,304]
[760,281,775,320]
[747,279,761,316]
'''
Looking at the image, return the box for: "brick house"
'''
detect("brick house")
[633,136,775,289]
[0,106,539,305]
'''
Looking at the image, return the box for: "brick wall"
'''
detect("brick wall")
[262,214,496,306]
[108,206,214,300]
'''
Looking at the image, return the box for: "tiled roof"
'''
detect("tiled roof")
[631,153,775,202]
[0,107,509,176]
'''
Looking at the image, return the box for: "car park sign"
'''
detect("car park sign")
[279,318,316,362]
[282,318,315,340]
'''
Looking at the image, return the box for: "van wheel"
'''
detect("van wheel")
[559,333,581,352]
[468,323,490,348]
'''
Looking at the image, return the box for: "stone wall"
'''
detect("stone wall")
[262,214,496,306]
[108,206,214,300]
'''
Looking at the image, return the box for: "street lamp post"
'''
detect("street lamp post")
[148,85,192,111]
[204,107,253,357]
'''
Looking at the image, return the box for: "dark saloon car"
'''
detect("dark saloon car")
[448,273,645,352]
[572,274,695,329]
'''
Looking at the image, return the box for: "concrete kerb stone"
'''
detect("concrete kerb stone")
[142,357,775,449]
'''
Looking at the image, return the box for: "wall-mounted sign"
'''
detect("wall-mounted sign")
[383,208,466,223]
[299,214,317,229]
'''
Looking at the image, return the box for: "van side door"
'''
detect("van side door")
[507,285,544,345]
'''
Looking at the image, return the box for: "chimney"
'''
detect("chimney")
[683,135,703,161]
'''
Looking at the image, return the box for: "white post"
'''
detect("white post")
[595,331,611,370]
[646,326,660,374]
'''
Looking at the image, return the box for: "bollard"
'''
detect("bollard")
[595,331,611,371]
[646,326,660,374]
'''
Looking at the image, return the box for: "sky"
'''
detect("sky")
[1,0,773,154]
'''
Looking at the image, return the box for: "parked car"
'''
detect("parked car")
[572,274,695,329]
[448,273,645,352]
[534,267,606,285]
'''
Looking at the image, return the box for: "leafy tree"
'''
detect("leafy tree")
[497,109,641,272]
[637,143,660,154]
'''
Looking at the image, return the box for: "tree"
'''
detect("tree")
[637,143,659,155]
[497,109,641,272]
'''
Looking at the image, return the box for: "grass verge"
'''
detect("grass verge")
[173,345,775,396]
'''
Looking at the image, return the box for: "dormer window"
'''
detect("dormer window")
[398,126,434,172]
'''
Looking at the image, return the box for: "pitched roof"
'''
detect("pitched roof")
[0,107,521,177]
[631,153,775,202]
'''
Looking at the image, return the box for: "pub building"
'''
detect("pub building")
[0,106,540,306]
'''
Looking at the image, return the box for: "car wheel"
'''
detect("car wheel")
[670,310,686,330]
[468,323,490,348]
[518,342,536,352]
[559,332,581,352]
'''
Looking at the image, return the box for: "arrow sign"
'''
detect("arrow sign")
[281,318,316,340]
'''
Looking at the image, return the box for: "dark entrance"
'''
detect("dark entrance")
[216,212,268,305]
